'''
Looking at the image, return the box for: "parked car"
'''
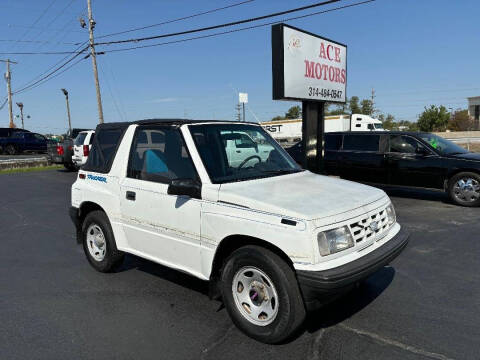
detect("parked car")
[287,132,480,207]
[0,127,30,138]
[0,131,47,155]
[70,119,408,344]
[72,130,95,167]
[48,128,90,171]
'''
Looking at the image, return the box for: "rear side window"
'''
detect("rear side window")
[325,134,342,151]
[74,133,87,146]
[343,135,380,152]
[0,129,9,137]
[83,127,126,173]
[127,126,197,184]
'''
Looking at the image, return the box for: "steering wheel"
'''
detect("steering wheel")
[238,155,261,169]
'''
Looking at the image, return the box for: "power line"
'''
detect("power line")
[94,0,345,46]
[13,56,86,95]
[13,41,88,91]
[10,0,59,52]
[12,46,88,95]
[96,0,256,39]
[100,1,373,54]
[30,0,79,43]
[0,39,77,45]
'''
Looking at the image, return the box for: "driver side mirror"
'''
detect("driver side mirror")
[167,178,202,199]
[416,146,430,156]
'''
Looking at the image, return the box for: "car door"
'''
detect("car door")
[119,125,203,275]
[386,134,444,188]
[338,133,388,183]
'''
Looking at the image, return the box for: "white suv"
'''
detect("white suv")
[70,120,408,343]
[72,130,95,168]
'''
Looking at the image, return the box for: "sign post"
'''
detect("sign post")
[239,92,248,122]
[272,23,347,173]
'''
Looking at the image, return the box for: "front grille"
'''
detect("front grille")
[349,207,390,244]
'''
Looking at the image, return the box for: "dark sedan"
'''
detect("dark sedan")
[286,132,480,207]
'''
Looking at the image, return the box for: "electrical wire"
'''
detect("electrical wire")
[9,0,59,52]
[94,0,344,46]
[99,1,373,53]
[14,41,88,91]
[12,46,88,95]
[98,61,126,122]
[96,0,256,39]
[13,56,86,95]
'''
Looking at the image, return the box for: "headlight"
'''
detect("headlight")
[386,203,396,225]
[317,226,354,256]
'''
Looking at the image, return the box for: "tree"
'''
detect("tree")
[380,113,395,130]
[417,105,450,132]
[285,105,301,119]
[360,99,373,116]
[447,109,474,131]
[349,96,361,114]
[271,115,284,121]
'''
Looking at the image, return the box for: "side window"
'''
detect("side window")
[343,135,380,152]
[128,127,197,184]
[390,135,424,154]
[325,134,342,151]
[34,134,45,141]
[367,124,374,130]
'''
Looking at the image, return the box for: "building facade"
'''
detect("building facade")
[468,96,480,130]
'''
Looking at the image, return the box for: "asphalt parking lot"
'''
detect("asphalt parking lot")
[1,170,479,360]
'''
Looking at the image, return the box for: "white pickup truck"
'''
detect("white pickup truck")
[70,119,408,344]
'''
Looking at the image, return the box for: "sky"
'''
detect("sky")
[0,0,479,134]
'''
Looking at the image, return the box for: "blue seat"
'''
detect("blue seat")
[144,149,168,173]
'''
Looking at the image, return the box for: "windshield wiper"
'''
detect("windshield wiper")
[262,169,303,175]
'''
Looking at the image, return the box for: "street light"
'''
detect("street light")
[15,102,24,129]
[61,88,72,135]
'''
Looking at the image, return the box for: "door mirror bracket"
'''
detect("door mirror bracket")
[167,178,202,199]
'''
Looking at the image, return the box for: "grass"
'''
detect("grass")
[0,164,63,174]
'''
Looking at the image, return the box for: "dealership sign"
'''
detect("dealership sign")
[272,24,347,103]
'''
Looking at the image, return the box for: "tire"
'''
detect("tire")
[81,210,125,272]
[448,172,480,207]
[220,245,306,344]
[5,144,17,155]
[64,163,79,171]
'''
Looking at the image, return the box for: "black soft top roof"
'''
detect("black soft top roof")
[93,119,258,131]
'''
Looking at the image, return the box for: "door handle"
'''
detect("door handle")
[236,150,241,153]
[126,191,136,201]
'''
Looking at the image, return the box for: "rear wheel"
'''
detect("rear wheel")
[5,144,17,155]
[81,210,124,272]
[220,245,305,344]
[448,172,480,207]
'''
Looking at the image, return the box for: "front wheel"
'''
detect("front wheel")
[81,210,124,272]
[448,172,480,207]
[220,246,305,344]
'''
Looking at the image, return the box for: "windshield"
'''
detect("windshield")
[418,133,468,155]
[374,123,384,129]
[189,123,302,183]
[74,132,88,146]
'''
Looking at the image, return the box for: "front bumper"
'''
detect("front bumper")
[296,227,409,310]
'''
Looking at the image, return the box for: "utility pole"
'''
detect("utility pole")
[15,102,24,129]
[235,103,242,121]
[371,87,376,115]
[61,89,72,135]
[1,59,17,128]
[86,0,104,123]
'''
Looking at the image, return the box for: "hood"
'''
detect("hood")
[218,171,386,220]
[449,152,480,161]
